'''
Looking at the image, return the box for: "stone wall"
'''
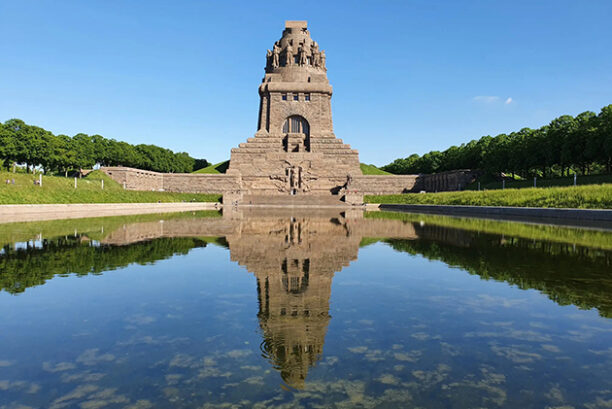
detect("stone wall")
[102,167,163,191]
[352,175,419,195]
[163,173,240,193]
[101,167,239,194]
[102,166,478,203]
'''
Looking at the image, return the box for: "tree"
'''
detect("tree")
[572,111,597,174]
[0,119,205,175]
[193,158,209,172]
[597,105,612,172]
[71,134,96,170]
[382,103,612,178]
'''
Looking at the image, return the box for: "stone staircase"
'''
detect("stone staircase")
[240,194,349,206]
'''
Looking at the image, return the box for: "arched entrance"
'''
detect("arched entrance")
[282,115,310,152]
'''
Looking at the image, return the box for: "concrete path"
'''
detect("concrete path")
[0,202,221,223]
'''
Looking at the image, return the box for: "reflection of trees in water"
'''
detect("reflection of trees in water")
[0,236,206,294]
[385,223,612,317]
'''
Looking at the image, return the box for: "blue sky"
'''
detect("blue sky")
[1,0,611,166]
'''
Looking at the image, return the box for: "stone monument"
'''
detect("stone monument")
[226,21,362,204]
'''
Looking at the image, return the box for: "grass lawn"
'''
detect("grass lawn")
[365,184,612,209]
[466,173,612,190]
[0,170,221,204]
[192,160,230,174]
[360,163,391,175]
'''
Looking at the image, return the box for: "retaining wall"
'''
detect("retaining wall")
[101,167,479,198]
[101,167,239,193]
[352,175,419,195]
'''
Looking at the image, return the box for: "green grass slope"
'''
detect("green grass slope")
[192,160,230,174]
[0,170,221,204]
[466,173,612,190]
[360,163,391,175]
[365,184,612,209]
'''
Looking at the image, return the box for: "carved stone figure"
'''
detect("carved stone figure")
[289,166,298,190]
[320,50,326,70]
[299,45,308,66]
[266,49,272,70]
[285,43,293,66]
[311,42,320,67]
[272,43,280,68]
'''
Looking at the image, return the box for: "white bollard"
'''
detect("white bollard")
[74,177,77,189]
[101,179,104,190]
[39,174,42,187]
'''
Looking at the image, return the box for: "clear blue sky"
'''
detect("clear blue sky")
[1,0,611,166]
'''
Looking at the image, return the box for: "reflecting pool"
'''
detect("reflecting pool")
[1,209,611,408]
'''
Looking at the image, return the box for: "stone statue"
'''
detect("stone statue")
[311,41,320,67]
[299,46,308,66]
[290,166,297,190]
[266,49,272,70]
[272,43,280,68]
[320,50,326,70]
[285,43,294,66]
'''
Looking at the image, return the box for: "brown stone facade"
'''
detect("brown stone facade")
[101,21,476,204]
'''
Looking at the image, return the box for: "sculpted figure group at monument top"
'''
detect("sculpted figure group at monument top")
[266,24,326,71]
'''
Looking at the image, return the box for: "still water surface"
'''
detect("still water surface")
[0,209,611,408]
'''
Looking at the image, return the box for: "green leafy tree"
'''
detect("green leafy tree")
[597,105,612,172]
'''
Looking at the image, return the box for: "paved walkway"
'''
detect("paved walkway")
[0,202,221,223]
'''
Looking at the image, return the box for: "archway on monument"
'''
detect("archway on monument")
[282,115,310,153]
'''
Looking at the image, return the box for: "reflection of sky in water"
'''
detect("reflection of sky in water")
[0,214,611,408]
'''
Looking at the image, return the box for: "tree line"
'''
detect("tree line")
[0,119,209,174]
[382,104,612,178]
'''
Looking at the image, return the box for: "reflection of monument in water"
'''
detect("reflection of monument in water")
[225,212,361,389]
[101,208,417,388]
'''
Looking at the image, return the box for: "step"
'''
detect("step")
[240,194,347,206]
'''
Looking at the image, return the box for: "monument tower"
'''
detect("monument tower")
[227,21,361,203]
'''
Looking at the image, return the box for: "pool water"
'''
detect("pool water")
[0,209,611,408]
